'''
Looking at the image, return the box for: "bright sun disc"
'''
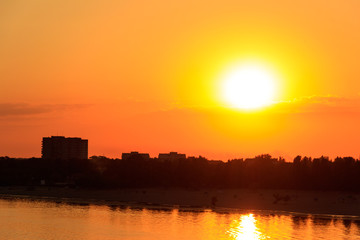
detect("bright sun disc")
[222,64,277,110]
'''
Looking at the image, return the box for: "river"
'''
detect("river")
[0,198,359,239]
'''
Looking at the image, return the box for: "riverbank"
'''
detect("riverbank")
[1,187,359,216]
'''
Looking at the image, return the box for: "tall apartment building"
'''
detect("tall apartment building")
[42,136,88,160]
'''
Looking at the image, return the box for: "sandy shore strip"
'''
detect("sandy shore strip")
[1,187,360,216]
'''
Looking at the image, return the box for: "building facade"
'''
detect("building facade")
[42,136,88,160]
[158,152,186,162]
[122,151,150,161]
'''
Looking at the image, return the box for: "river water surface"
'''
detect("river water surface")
[1,198,360,239]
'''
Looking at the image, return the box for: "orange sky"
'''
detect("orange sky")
[1,0,360,160]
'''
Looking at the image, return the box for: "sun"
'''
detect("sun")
[221,63,277,110]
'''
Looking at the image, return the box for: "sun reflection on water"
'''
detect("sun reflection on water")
[227,214,269,240]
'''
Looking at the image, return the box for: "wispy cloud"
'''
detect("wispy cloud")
[273,95,360,114]
[0,103,90,117]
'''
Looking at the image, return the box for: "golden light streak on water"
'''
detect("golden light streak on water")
[227,214,269,240]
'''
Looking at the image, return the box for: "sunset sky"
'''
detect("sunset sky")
[1,0,360,160]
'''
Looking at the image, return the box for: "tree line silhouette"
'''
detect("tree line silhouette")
[0,154,360,191]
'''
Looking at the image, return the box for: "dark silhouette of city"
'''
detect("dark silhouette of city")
[0,136,358,191]
[1,140,360,191]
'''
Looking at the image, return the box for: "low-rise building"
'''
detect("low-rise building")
[158,152,186,162]
[122,151,150,160]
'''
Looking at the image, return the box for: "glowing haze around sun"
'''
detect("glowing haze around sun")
[221,63,278,110]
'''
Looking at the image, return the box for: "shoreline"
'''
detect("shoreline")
[1,187,360,217]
